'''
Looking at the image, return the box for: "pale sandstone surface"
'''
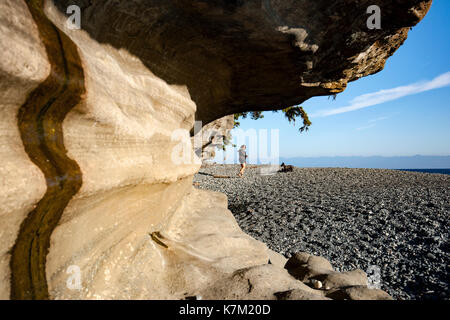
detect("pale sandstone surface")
[44,0,270,299]
[48,185,271,299]
[199,264,325,300]
[199,251,394,300]
[44,2,202,299]
[283,252,394,300]
[314,269,369,289]
[267,249,288,269]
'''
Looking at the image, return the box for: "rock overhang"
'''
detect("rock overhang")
[51,0,432,125]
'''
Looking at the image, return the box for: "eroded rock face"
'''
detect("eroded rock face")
[283,252,394,300]
[51,0,432,125]
[0,0,49,299]
[199,252,393,300]
[193,115,235,161]
[0,0,431,299]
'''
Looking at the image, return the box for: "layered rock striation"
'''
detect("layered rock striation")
[0,0,431,299]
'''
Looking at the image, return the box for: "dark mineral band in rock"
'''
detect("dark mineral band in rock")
[10,0,85,300]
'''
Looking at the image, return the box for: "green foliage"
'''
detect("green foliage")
[234,106,311,133]
[217,106,311,154]
[220,132,236,151]
[233,111,264,128]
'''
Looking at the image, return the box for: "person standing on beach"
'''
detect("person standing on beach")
[238,145,247,177]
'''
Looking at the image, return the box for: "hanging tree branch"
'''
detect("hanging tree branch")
[234,106,311,133]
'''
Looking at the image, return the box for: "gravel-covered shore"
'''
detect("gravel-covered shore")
[194,164,449,300]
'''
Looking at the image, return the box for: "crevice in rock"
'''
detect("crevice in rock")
[10,0,85,300]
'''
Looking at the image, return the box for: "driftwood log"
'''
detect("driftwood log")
[279,163,294,173]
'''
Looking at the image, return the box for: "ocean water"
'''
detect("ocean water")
[398,169,450,175]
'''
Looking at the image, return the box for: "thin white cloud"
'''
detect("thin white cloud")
[368,116,389,123]
[355,123,376,131]
[356,114,391,131]
[312,71,450,117]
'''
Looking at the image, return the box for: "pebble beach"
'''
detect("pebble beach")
[194,164,450,300]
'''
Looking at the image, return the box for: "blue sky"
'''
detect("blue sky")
[222,1,450,160]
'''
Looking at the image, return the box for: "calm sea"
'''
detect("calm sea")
[398,169,450,175]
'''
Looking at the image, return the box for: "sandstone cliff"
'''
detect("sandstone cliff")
[0,0,431,299]
[194,115,235,161]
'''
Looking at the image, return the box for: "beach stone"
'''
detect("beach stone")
[285,253,334,281]
[326,286,394,300]
[311,279,323,289]
[313,269,368,289]
[307,256,334,272]
[285,252,311,269]
[199,264,320,300]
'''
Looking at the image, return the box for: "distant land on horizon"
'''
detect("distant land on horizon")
[279,155,450,169]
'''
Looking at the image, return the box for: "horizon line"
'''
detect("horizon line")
[281,154,450,158]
